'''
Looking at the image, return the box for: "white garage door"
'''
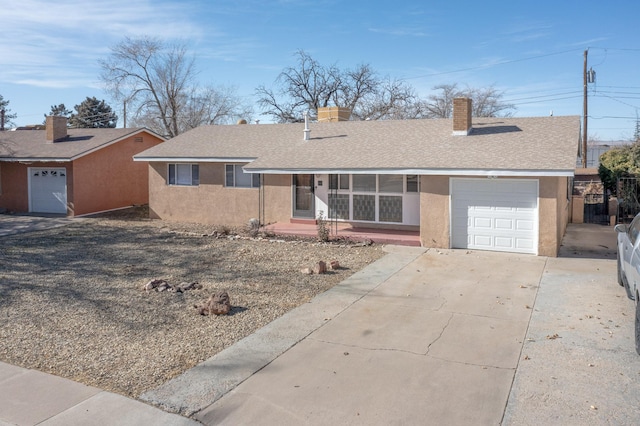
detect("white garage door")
[29,168,68,214]
[451,179,538,254]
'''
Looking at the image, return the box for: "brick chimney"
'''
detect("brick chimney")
[46,116,67,142]
[317,106,351,122]
[452,98,472,136]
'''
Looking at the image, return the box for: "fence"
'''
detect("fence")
[617,176,640,224]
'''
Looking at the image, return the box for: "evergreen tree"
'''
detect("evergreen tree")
[0,94,18,129]
[43,104,72,124]
[69,97,118,128]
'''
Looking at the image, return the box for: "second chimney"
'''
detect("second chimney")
[46,116,67,142]
[452,98,472,136]
[317,106,351,122]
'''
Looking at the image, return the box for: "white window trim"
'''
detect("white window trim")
[327,174,415,224]
[225,163,260,188]
[168,163,199,186]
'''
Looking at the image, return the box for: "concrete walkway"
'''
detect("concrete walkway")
[0,363,199,425]
[2,222,639,425]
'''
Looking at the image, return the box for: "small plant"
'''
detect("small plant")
[247,218,260,237]
[317,211,329,242]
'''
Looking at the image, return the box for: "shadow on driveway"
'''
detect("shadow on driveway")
[0,214,76,237]
[559,223,617,259]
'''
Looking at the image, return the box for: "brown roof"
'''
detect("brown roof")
[134,116,581,176]
[0,128,164,161]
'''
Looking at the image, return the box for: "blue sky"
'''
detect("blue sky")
[1,0,638,141]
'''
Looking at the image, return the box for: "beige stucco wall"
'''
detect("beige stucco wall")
[419,175,450,249]
[419,175,570,257]
[148,162,292,226]
[571,196,584,223]
[537,176,569,257]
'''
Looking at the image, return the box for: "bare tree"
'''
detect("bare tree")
[352,78,419,121]
[99,36,250,137]
[424,84,515,118]
[256,50,420,122]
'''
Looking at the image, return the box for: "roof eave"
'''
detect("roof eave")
[243,167,575,177]
[133,156,257,163]
[0,157,71,162]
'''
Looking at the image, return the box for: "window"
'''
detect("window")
[225,164,260,188]
[329,174,350,190]
[328,194,350,219]
[406,175,419,193]
[630,215,640,245]
[168,164,199,186]
[379,175,403,193]
[353,174,376,192]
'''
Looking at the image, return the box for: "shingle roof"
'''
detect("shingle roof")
[134,116,581,176]
[0,128,163,161]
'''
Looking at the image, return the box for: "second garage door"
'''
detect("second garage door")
[451,178,538,254]
[29,167,68,214]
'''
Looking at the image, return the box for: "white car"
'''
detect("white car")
[615,214,640,355]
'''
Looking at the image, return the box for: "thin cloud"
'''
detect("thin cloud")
[368,27,429,37]
[0,0,206,88]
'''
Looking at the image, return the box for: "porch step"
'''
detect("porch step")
[290,218,318,225]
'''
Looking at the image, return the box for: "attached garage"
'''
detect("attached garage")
[451,178,538,254]
[28,167,68,214]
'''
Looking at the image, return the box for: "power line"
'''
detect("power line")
[503,90,582,103]
[509,95,583,106]
[403,48,583,80]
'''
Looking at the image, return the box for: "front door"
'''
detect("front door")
[293,174,315,218]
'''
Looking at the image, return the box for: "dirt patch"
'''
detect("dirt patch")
[0,215,384,398]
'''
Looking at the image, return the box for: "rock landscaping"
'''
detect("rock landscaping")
[0,213,384,398]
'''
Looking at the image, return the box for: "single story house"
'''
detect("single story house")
[134,99,580,256]
[0,116,165,216]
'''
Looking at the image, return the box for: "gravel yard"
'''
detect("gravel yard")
[0,213,384,398]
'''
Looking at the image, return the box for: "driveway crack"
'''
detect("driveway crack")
[426,312,454,355]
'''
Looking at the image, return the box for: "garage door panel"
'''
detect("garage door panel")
[495,218,514,230]
[473,235,493,248]
[516,219,534,231]
[451,179,538,254]
[29,167,67,214]
[494,237,515,249]
[474,217,492,228]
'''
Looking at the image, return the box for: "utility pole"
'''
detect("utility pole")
[582,49,588,168]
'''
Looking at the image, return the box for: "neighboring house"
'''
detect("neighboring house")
[576,140,632,168]
[134,99,580,256]
[0,116,165,216]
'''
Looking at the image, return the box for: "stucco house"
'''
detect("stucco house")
[0,116,165,216]
[134,99,580,256]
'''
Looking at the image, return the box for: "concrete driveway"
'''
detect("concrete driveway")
[200,249,544,425]
[0,214,74,237]
[142,223,639,425]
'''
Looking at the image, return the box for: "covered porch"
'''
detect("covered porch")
[261,220,421,247]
